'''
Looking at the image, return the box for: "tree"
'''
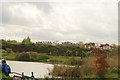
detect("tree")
[7,40,17,43]
[111,44,117,48]
[22,37,31,44]
[85,42,95,48]
[77,41,84,47]
[92,47,109,77]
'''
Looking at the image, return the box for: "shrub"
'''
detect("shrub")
[65,57,83,65]
[5,48,13,53]
[91,47,109,78]
[50,65,81,78]
[15,53,31,61]
[80,56,95,77]
[30,53,38,61]
[2,49,7,53]
[109,66,119,74]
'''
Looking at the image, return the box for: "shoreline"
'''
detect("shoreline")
[5,59,53,64]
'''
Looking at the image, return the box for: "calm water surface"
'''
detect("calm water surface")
[7,60,53,78]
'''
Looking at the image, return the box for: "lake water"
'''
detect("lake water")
[7,60,53,78]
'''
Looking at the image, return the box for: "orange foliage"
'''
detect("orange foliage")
[91,47,110,75]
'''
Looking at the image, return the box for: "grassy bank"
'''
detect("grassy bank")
[2,52,84,65]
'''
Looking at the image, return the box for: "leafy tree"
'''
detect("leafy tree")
[7,40,17,43]
[77,41,85,47]
[111,44,117,48]
[92,47,109,77]
[22,37,31,44]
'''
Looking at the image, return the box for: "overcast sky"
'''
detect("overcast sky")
[0,0,118,44]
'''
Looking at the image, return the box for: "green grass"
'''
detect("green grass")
[26,53,50,62]
[105,73,119,78]
[2,53,17,60]
[83,73,119,78]
[0,73,13,80]
[2,52,50,61]
[48,56,69,63]
[47,56,83,65]
[83,74,100,78]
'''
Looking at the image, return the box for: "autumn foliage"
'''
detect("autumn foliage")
[91,47,110,75]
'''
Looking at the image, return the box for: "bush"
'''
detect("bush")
[109,66,119,74]
[15,53,31,61]
[5,48,13,53]
[50,65,81,78]
[65,57,83,65]
[2,49,7,53]
[30,53,38,61]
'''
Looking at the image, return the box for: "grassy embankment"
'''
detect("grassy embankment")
[2,52,83,65]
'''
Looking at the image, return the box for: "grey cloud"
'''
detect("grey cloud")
[1,2,118,44]
[29,2,53,13]
[0,2,2,24]
[2,2,52,27]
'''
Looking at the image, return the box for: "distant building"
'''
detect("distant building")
[61,41,73,46]
[99,44,112,49]
[36,41,58,45]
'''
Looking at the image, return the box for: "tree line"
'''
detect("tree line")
[1,37,113,57]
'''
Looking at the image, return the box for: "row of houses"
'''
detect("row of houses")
[85,44,115,50]
[36,41,116,50]
[36,41,76,46]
